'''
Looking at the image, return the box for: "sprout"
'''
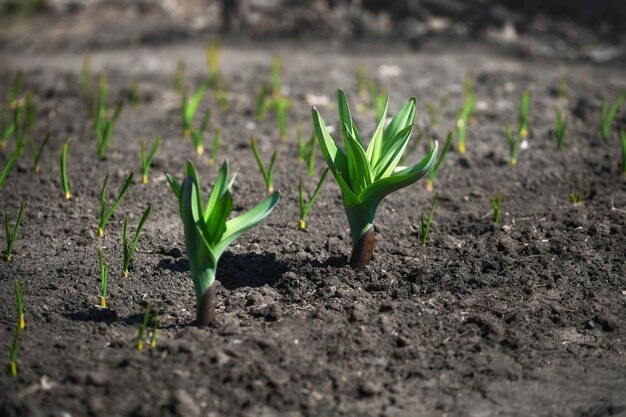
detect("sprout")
[569,192,583,205]
[420,192,439,247]
[621,130,626,177]
[296,125,315,163]
[426,95,448,127]
[172,60,185,92]
[600,91,625,141]
[14,278,25,330]
[209,127,221,168]
[555,108,567,151]
[81,55,91,90]
[491,192,502,224]
[426,132,452,191]
[0,142,23,189]
[312,89,437,269]
[519,90,530,139]
[8,327,20,377]
[190,111,211,155]
[256,86,268,121]
[181,81,208,137]
[274,98,290,141]
[122,205,152,277]
[456,94,475,154]
[130,81,140,106]
[29,132,50,174]
[137,302,151,350]
[140,135,160,185]
[207,39,220,90]
[504,122,522,166]
[166,160,280,325]
[298,168,329,231]
[93,75,124,160]
[5,202,25,262]
[270,55,281,98]
[250,135,277,193]
[97,173,134,238]
[307,134,316,178]
[98,248,108,308]
[60,140,71,199]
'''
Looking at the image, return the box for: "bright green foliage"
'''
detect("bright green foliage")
[182,81,208,137]
[456,94,475,154]
[555,108,567,151]
[427,132,452,191]
[250,136,278,193]
[420,192,439,247]
[601,91,625,140]
[97,173,134,237]
[8,326,20,377]
[298,168,329,231]
[140,135,160,185]
[98,248,108,307]
[621,130,626,176]
[426,95,448,127]
[504,122,522,166]
[5,202,25,262]
[60,140,71,199]
[191,111,211,155]
[491,192,502,224]
[569,192,583,205]
[209,127,221,168]
[312,89,438,249]
[92,75,124,160]
[137,302,151,351]
[29,132,50,174]
[0,142,23,189]
[519,90,530,138]
[166,161,280,313]
[130,81,140,106]
[375,91,389,123]
[122,205,152,277]
[14,278,25,330]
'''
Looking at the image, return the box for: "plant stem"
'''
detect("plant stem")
[196,282,217,327]
[350,227,375,270]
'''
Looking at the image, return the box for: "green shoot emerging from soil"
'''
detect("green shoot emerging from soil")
[97,173,134,237]
[122,205,152,277]
[555,108,567,151]
[600,91,625,141]
[14,278,25,330]
[298,168,329,231]
[250,135,277,193]
[140,135,160,185]
[296,125,315,163]
[420,192,439,247]
[61,140,71,199]
[504,122,522,166]
[207,39,220,90]
[5,202,25,262]
[191,111,211,155]
[166,161,280,325]
[8,326,20,377]
[519,90,530,139]
[457,94,475,154]
[491,192,503,224]
[182,81,208,137]
[271,55,281,98]
[29,132,50,174]
[137,302,151,350]
[569,192,583,205]
[621,130,626,177]
[256,86,268,121]
[426,96,448,127]
[427,132,452,191]
[209,127,221,168]
[93,75,124,160]
[312,89,438,269]
[0,142,23,189]
[98,248,107,308]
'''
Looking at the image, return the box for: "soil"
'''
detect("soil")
[1,18,626,417]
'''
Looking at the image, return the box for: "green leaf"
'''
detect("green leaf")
[312,108,349,185]
[204,160,229,222]
[342,123,372,194]
[372,123,414,179]
[365,94,389,164]
[381,97,416,147]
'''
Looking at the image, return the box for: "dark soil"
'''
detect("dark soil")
[1,26,626,417]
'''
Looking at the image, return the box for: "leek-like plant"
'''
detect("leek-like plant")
[0,142,23,189]
[209,127,221,168]
[504,122,522,166]
[98,248,107,307]
[555,108,567,151]
[456,94,475,154]
[29,132,49,174]
[190,111,210,155]
[92,76,124,160]
[8,327,20,377]
[298,168,329,231]
[313,89,437,269]
[122,205,152,277]
[519,90,530,139]
[250,135,277,193]
[600,91,625,140]
[426,132,452,191]
[5,202,25,262]
[97,173,134,237]
[14,278,25,329]
[137,302,151,350]
[140,135,160,185]
[166,160,280,325]
[182,81,208,137]
[420,192,439,247]
[491,192,502,224]
[60,140,71,199]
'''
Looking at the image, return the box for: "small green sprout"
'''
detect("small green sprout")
[137,302,151,350]
[312,89,437,269]
[375,91,389,123]
[14,278,25,330]
[97,173,134,238]
[504,121,522,166]
[173,60,185,92]
[426,95,448,127]
[209,127,221,168]
[600,91,625,141]
[456,94,475,154]
[270,55,282,97]
[182,81,208,138]
[0,142,23,189]
[150,311,158,349]
[166,161,280,325]
[420,192,439,247]
[250,135,278,193]
[60,139,71,199]
[519,90,530,139]
[140,135,160,185]
[296,125,315,163]
[5,202,25,262]
[256,86,268,121]
[207,39,220,90]
[130,81,140,106]
[93,75,124,160]
[569,192,583,205]
[8,327,20,377]
[29,132,50,174]
[98,248,108,308]
[621,130,626,177]
[491,192,502,224]
[426,132,452,191]
[122,205,152,277]
[555,108,567,151]
[275,98,290,141]
[12,104,26,149]
[190,111,211,155]
[298,168,329,231]
[81,55,91,90]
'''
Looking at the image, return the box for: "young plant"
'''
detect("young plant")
[140,135,160,185]
[375,91,389,123]
[600,91,625,140]
[298,168,329,231]
[29,132,50,174]
[93,76,124,159]
[23,93,36,132]
[209,127,221,168]
[270,55,282,97]
[426,95,448,127]
[172,60,185,92]
[137,302,151,350]
[207,39,220,90]
[60,140,71,199]
[456,94,475,154]
[296,124,314,163]
[420,192,439,247]
[130,81,140,106]
[276,98,289,141]
[166,161,280,325]
[182,81,208,137]
[504,122,522,166]
[555,108,567,151]
[8,327,20,377]
[519,90,530,139]
[0,142,23,189]
[150,311,158,348]
[5,202,25,262]
[312,89,438,269]
[81,55,91,90]
[491,192,502,224]
[98,248,108,308]
[426,132,452,191]
[97,172,134,237]
[250,135,277,193]
[190,111,211,155]
[256,86,268,121]
[569,192,583,205]
[122,205,152,277]
[621,130,626,177]
[14,278,25,329]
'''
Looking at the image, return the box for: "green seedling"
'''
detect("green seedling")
[130,81,140,106]
[375,91,389,123]
[456,94,475,154]
[166,160,280,325]
[140,135,160,185]
[426,95,448,127]
[298,168,329,231]
[426,132,452,191]
[97,172,134,237]
[0,142,23,189]
[173,60,185,92]
[250,135,277,193]
[312,89,437,269]
[98,248,108,307]
[209,127,221,168]
[569,192,583,205]
[93,75,124,159]
[1,110,16,150]
[420,192,439,247]
[207,39,220,90]
[267,97,291,141]
[600,91,625,140]
[150,311,158,348]
[555,108,567,151]
[5,202,25,262]
[621,130,626,177]
[491,192,502,224]
[81,55,91,90]
[8,327,20,377]
[399,130,425,164]
[60,140,71,199]
[122,205,152,277]
[15,278,25,329]
[182,81,208,138]
[29,132,50,174]
[190,111,211,155]
[12,104,26,149]
[296,125,315,163]
[504,122,522,166]
[519,90,530,139]
[270,55,281,97]
[137,302,151,350]
[256,86,268,121]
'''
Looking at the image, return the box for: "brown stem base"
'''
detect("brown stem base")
[196,282,217,327]
[350,228,375,270]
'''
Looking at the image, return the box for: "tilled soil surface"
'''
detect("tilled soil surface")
[0,38,625,417]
